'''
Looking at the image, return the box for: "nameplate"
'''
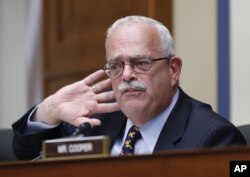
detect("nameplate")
[42,135,109,160]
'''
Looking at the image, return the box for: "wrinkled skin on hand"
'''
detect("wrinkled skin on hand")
[35,70,120,127]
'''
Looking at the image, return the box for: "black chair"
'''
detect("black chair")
[0,129,16,162]
[237,124,250,144]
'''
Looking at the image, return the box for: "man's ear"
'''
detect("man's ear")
[169,56,182,87]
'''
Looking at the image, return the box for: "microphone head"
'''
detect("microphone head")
[78,122,91,133]
[72,122,92,136]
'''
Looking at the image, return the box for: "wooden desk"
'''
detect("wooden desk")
[0,147,249,177]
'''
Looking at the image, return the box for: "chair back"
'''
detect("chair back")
[237,124,250,144]
[0,129,16,161]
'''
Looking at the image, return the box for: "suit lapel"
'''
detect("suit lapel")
[107,112,127,147]
[154,89,192,152]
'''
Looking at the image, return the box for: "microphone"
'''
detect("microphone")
[72,122,91,136]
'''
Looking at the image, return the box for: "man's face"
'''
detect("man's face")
[106,23,178,125]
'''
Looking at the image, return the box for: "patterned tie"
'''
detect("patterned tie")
[120,125,142,156]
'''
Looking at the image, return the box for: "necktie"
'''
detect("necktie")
[120,125,141,156]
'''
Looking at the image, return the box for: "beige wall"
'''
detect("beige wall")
[0,0,3,125]
[173,0,217,111]
[231,0,250,126]
[0,0,28,128]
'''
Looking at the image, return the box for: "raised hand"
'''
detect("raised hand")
[35,70,120,127]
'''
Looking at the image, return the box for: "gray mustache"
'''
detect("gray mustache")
[118,80,147,92]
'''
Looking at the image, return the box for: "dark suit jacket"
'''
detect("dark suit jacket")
[12,89,246,160]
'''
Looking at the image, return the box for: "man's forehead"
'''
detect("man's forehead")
[106,23,161,61]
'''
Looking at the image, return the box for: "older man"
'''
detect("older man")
[12,16,246,160]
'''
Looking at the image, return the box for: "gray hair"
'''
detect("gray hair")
[105,15,175,58]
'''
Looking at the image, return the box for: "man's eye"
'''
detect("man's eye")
[109,63,121,70]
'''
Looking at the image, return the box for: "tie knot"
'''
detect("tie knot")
[120,125,141,156]
[128,126,141,139]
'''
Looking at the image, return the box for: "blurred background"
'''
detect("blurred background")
[0,0,249,129]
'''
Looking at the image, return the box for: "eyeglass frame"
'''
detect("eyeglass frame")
[103,56,172,78]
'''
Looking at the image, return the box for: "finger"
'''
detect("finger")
[96,102,120,113]
[96,91,116,102]
[93,79,112,93]
[83,70,106,86]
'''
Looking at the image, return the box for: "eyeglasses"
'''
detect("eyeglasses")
[104,56,171,78]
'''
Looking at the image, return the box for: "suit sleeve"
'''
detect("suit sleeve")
[199,122,247,147]
[12,107,63,160]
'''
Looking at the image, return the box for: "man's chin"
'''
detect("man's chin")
[120,100,145,112]
[117,91,147,110]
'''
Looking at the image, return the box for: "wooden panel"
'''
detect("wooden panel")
[0,147,250,177]
[43,0,173,97]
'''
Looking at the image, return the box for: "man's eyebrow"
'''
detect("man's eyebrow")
[108,56,120,62]
[129,54,151,60]
[108,54,151,62]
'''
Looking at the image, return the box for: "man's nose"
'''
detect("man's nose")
[122,64,136,81]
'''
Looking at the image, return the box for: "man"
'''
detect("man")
[12,15,246,160]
